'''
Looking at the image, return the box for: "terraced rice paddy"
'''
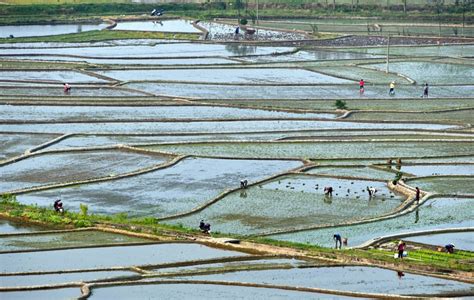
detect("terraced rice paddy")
[169,175,403,235]
[0,150,166,192]
[269,197,474,247]
[1,16,473,299]
[19,158,301,216]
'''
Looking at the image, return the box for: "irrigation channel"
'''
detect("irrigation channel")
[0,16,473,299]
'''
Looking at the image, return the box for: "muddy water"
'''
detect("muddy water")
[1,105,336,122]
[19,157,301,217]
[97,68,352,84]
[0,243,246,273]
[89,283,349,299]
[179,266,474,296]
[0,23,107,38]
[0,270,135,288]
[169,175,402,235]
[0,150,164,192]
[270,197,474,247]
[405,232,474,251]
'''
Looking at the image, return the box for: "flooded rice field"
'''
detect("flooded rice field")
[113,20,202,33]
[169,175,403,235]
[0,230,150,252]
[405,231,474,251]
[399,164,474,176]
[144,141,473,159]
[366,61,474,85]
[97,68,352,84]
[179,266,474,296]
[0,86,149,97]
[0,270,136,288]
[0,219,46,234]
[306,166,395,180]
[0,119,455,134]
[0,23,107,38]
[0,242,246,273]
[1,105,336,122]
[126,82,474,99]
[0,288,82,300]
[0,70,109,83]
[0,133,59,161]
[405,176,474,195]
[89,283,347,299]
[19,158,301,216]
[0,43,294,58]
[1,17,473,298]
[0,150,165,192]
[270,197,474,247]
[1,55,237,65]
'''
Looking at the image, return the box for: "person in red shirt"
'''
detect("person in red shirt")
[397,241,406,259]
[63,83,71,94]
[359,79,365,95]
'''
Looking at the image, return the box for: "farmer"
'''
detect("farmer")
[389,81,396,96]
[415,187,421,204]
[397,241,406,259]
[359,79,365,95]
[63,83,71,94]
[240,179,248,189]
[53,199,64,213]
[445,243,455,254]
[324,186,333,197]
[367,186,377,197]
[334,233,342,249]
[423,83,429,98]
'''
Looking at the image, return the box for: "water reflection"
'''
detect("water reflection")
[225,44,257,56]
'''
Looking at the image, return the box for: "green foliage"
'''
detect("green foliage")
[392,171,403,184]
[334,100,348,110]
[74,219,93,228]
[79,203,88,217]
[239,18,248,25]
[1,194,19,205]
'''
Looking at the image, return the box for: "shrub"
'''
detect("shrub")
[79,203,88,217]
[239,18,248,25]
[334,100,348,110]
[74,219,93,228]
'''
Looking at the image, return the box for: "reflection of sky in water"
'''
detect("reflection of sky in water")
[270,198,474,247]
[127,83,474,99]
[113,20,201,33]
[0,120,454,134]
[0,44,294,58]
[1,105,335,121]
[0,24,107,38]
[181,266,474,296]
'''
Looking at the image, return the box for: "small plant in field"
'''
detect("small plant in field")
[392,172,403,185]
[334,100,348,110]
[79,203,88,217]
